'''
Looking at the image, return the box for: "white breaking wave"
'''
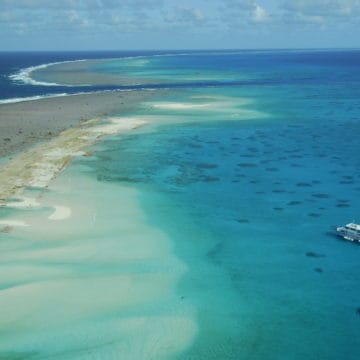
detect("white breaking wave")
[7,51,252,88]
[0,88,157,106]
[9,59,87,87]
[0,93,69,105]
[8,49,339,89]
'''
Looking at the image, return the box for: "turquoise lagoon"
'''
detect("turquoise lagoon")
[0,51,360,359]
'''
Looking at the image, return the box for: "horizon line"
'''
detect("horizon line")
[1,47,360,53]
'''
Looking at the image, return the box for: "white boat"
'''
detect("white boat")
[336,223,360,243]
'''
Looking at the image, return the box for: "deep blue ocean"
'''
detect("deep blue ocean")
[0,50,359,359]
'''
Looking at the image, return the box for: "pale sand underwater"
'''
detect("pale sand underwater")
[0,91,268,359]
[0,169,197,359]
[0,92,260,202]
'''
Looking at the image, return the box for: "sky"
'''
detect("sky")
[0,0,359,50]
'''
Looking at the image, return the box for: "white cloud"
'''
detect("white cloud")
[221,0,271,24]
[282,0,360,18]
[178,7,204,23]
[252,4,269,22]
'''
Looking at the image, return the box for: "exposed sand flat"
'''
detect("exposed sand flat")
[0,115,148,203]
[0,90,154,158]
[32,59,155,86]
[0,171,197,359]
[0,219,28,227]
[48,205,72,221]
[146,98,269,121]
[151,102,212,110]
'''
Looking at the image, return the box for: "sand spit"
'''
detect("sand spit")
[48,205,72,220]
[0,219,28,227]
[0,90,154,158]
[32,59,154,86]
[0,116,147,204]
[151,102,212,110]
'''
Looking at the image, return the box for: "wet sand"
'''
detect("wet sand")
[32,59,155,86]
[0,90,154,158]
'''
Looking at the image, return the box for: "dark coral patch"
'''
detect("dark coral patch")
[266,167,279,172]
[336,203,350,208]
[200,176,220,183]
[236,219,250,224]
[297,182,312,187]
[308,213,321,217]
[197,163,218,169]
[312,193,330,199]
[287,201,302,206]
[306,251,325,258]
[237,163,257,168]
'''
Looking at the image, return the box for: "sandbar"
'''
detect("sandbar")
[32,59,156,86]
[0,90,154,158]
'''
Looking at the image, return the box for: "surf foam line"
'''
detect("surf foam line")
[0,88,157,105]
[8,50,285,88]
[0,93,69,105]
[9,59,88,87]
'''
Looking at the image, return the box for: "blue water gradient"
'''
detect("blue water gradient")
[82,84,360,358]
[1,50,360,359]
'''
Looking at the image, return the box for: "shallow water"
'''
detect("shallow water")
[86,88,360,359]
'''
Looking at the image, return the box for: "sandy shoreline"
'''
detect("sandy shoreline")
[0,89,163,204]
[0,90,154,159]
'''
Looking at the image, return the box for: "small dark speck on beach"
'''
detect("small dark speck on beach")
[306,251,325,258]
[1,226,12,234]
